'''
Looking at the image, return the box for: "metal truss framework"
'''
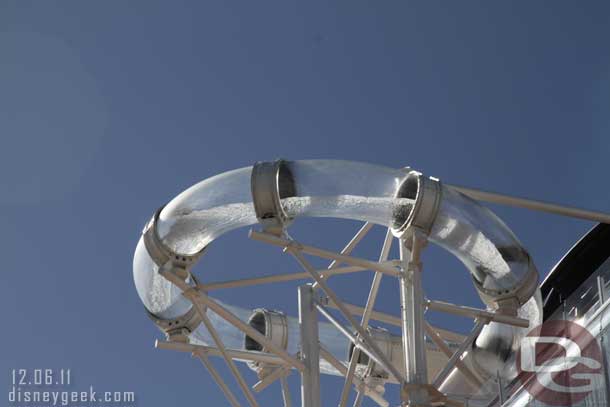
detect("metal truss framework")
[156,220,531,407]
[140,158,610,407]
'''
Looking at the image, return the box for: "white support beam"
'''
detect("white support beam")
[423,323,482,388]
[161,269,305,371]
[198,306,260,407]
[325,299,402,327]
[318,346,390,407]
[199,265,371,291]
[195,351,241,407]
[287,248,404,384]
[432,319,486,389]
[156,340,292,366]
[252,367,289,393]
[318,345,348,376]
[319,222,374,280]
[399,231,429,405]
[280,375,291,407]
[249,230,400,277]
[192,290,305,371]
[339,228,393,407]
[327,300,469,345]
[449,183,610,224]
[426,299,530,328]
[299,284,321,407]
[597,275,607,304]
[314,302,401,384]
[338,337,365,407]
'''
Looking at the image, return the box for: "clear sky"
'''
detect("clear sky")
[2,2,610,406]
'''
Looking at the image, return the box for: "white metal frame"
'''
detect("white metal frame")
[153,185,610,407]
[155,225,526,407]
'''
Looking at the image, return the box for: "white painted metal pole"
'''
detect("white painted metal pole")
[315,302,400,384]
[195,351,242,407]
[249,231,400,277]
[423,323,482,388]
[199,309,261,407]
[597,276,607,304]
[399,232,429,405]
[318,346,390,407]
[449,183,610,224]
[326,299,402,327]
[432,320,486,388]
[339,228,393,407]
[299,284,321,407]
[280,375,292,407]
[200,265,369,291]
[322,222,374,274]
[161,269,305,371]
[352,391,364,407]
[426,299,529,328]
[193,291,305,370]
[290,249,404,383]
[252,367,289,392]
[156,340,291,366]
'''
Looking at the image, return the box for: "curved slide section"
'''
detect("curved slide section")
[133,160,542,398]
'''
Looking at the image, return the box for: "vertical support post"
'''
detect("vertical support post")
[299,284,321,407]
[399,230,429,405]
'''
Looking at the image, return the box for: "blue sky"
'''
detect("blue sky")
[2,2,610,406]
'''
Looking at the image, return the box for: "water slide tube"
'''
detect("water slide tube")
[132,160,542,398]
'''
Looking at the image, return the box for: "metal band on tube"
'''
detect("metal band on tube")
[142,206,206,268]
[141,206,206,335]
[392,170,442,237]
[473,259,539,311]
[251,160,296,235]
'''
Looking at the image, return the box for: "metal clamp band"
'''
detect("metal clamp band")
[251,160,296,235]
[146,270,203,340]
[142,206,205,269]
[244,309,289,375]
[142,207,207,337]
[146,303,202,342]
[392,171,442,238]
[473,258,539,311]
[245,308,289,352]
